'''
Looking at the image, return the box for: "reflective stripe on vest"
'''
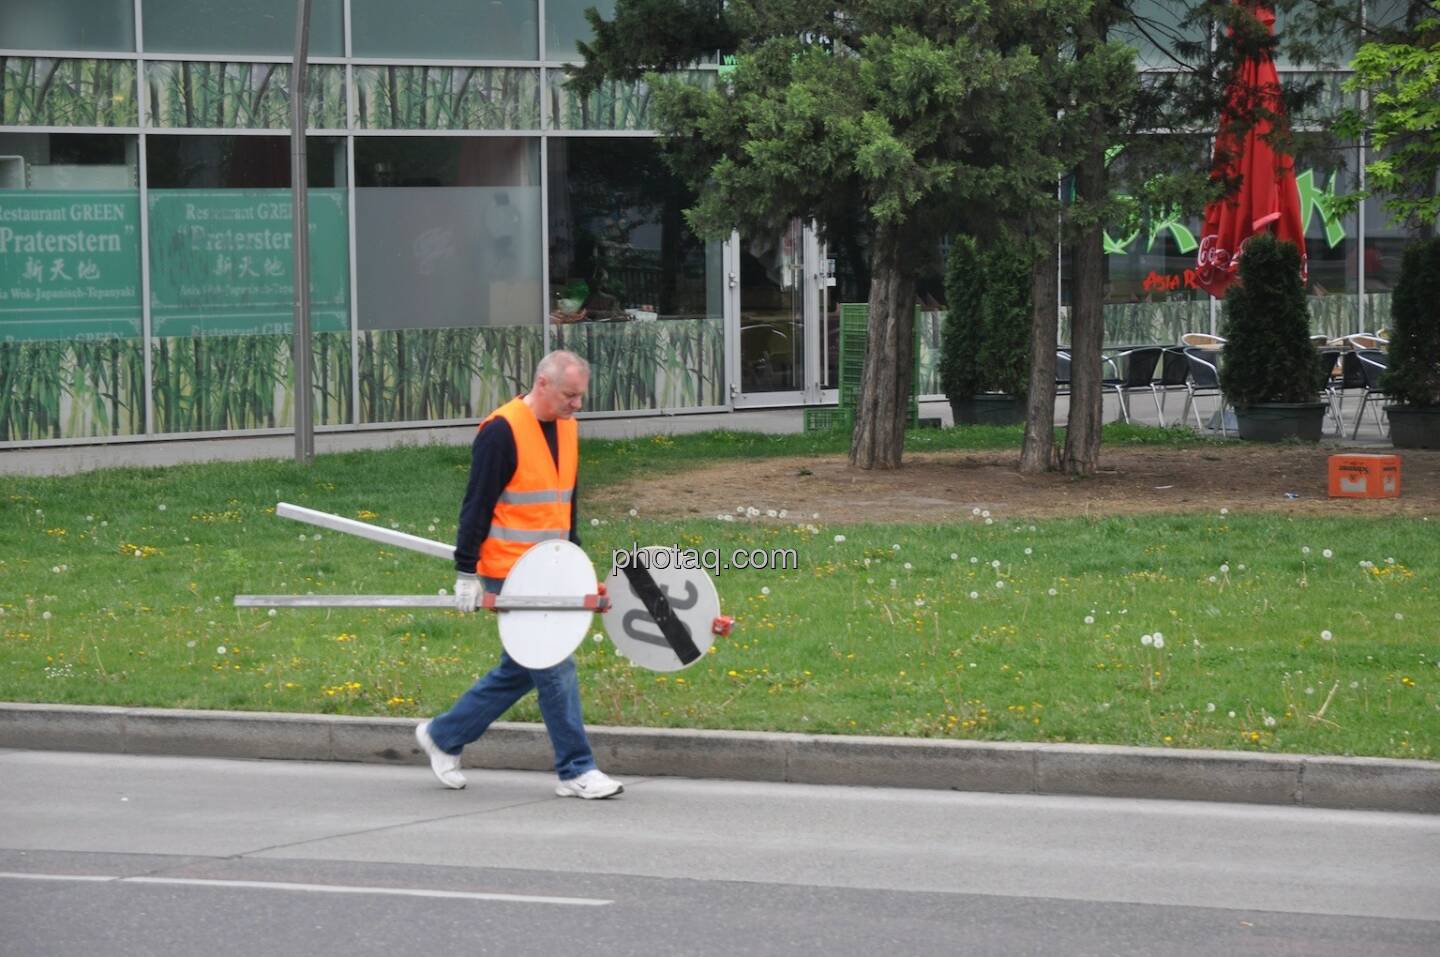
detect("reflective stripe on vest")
[477,396,578,580]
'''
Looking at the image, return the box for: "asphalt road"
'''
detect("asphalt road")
[2,748,1437,956]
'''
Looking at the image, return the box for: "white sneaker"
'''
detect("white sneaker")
[415,721,466,790]
[555,769,623,800]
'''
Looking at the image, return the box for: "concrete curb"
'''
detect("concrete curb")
[2,702,1435,814]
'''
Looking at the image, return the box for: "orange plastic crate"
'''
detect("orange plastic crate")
[1327,454,1401,498]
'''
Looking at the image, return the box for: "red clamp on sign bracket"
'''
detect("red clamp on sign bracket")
[711,615,735,636]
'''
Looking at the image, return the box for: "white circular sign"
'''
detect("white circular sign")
[603,546,719,672]
[497,540,597,669]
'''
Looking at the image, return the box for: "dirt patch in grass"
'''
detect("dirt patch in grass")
[592,445,1440,523]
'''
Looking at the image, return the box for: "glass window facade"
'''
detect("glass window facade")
[547,137,723,411]
[545,0,615,61]
[142,0,344,58]
[0,0,135,54]
[0,132,142,440]
[351,0,538,60]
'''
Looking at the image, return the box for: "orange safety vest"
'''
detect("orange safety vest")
[476,396,578,580]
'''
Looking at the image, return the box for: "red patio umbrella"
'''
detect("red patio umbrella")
[1195,1,1307,298]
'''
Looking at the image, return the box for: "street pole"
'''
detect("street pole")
[291,0,315,464]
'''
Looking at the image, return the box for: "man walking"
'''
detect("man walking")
[415,350,622,800]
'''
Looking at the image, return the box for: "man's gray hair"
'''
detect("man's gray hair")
[535,349,590,384]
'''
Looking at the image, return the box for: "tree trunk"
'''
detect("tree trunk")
[1019,244,1059,473]
[1062,170,1105,476]
[849,221,915,470]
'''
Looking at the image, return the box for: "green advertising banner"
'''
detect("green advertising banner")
[147,188,350,337]
[0,190,143,343]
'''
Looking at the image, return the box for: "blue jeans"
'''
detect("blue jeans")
[427,577,596,781]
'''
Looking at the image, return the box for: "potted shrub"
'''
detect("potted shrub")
[1218,234,1328,441]
[941,233,1029,426]
[1382,237,1440,449]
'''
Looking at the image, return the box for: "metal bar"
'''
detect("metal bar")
[275,502,453,560]
[236,594,604,610]
[236,595,457,608]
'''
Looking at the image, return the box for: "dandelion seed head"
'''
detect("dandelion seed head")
[217,646,227,655]
[903,562,913,570]
[1320,629,1333,641]
[186,640,196,648]
[1206,702,1216,713]
[1084,615,1095,625]
[950,553,958,560]
[995,580,1005,589]
[1395,612,1404,621]
[267,609,277,617]
[760,586,770,596]
[1141,634,1154,646]
[991,559,1001,569]
[1048,588,1058,596]
[1024,547,1033,556]
[1322,548,1333,559]
[834,534,846,543]
[1220,563,1229,573]
[969,591,979,600]
[42,611,52,620]
[1264,715,1276,727]
[1153,635,1164,649]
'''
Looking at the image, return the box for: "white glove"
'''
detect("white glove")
[454,573,483,612]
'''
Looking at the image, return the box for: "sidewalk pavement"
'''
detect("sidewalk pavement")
[2,702,1435,814]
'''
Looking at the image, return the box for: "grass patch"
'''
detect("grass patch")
[1,426,1432,760]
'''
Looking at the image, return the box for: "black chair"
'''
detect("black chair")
[1055,350,1072,398]
[1351,349,1390,439]
[1180,347,1229,436]
[1102,347,1164,424]
[1154,348,1191,427]
[1317,348,1343,435]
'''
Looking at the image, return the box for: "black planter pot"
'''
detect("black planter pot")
[950,394,1025,426]
[1385,405,1440,449]
[1234,402,1326,442]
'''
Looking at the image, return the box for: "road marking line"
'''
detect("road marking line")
[0,872,611,906]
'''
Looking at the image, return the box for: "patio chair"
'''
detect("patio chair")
[1350,349,1390,439]
[1102,347,1164,424]
[1154,348,1191,427]
[1055,350,1072,398]
[1179,347,1229,436]
[1332,350,1368,432]
[1344,332,1388,351]
[1180,332,1227,350]
[1317,348,1344,436]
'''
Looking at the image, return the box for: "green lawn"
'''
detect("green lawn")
[1,426,1434,760]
